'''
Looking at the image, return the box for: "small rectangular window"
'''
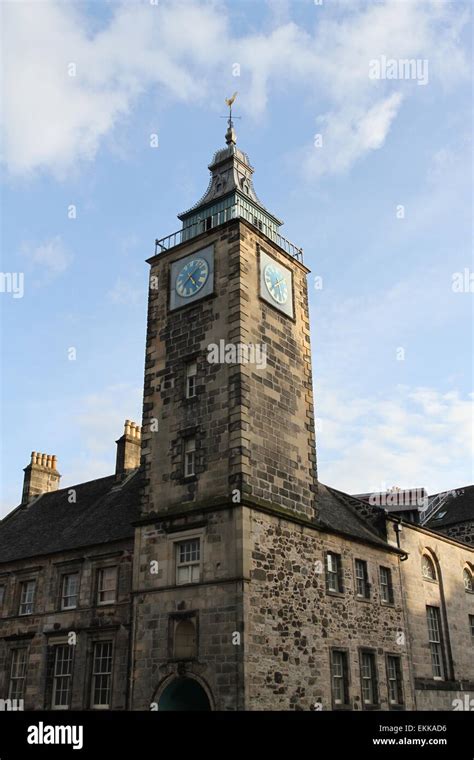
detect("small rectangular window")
[97,568,117,606]
[426,606,444,679]
[61,573,79,610]
[176,539,200,585]
[8,649,28,700]
[19,580,36,616]
[186,361,197,399]
[331,650,349,705]
[380,566,394,604]
[52,645,74,709]
[386,655,403,706]
[469,615,474,641]
[360,651,378,705]
[184,437,196,478]
[0,585,5,608]
[91,641,113,709]
[326,552,343,593]
[355,560,370,598]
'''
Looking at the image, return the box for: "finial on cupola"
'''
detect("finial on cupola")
[225,91,238,145]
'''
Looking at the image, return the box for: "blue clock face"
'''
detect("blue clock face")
[175,258,210,298]
[264,263,289,305]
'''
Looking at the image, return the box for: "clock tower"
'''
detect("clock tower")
[131,118,318,710]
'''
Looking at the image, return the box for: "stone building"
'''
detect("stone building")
[0,424,141,710]
[0,122,472,711]
[385,520,474,710]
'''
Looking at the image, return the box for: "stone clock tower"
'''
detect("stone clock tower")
[131,118,318,710]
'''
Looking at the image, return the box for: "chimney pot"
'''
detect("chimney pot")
[21,452,61,504]
[115,419,141,478]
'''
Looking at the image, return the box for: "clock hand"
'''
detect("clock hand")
[186,265,203,286]
[184,270,198,286]
[274,281,284,297]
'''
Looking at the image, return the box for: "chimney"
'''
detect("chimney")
[22,452,61,504]
[115,420,141,479]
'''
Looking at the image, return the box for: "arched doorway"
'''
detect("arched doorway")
[158,677,212,711]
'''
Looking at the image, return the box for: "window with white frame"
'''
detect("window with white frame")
[326,552,343,593]
[91,641,113,709]
[360,651,378,705]
[355,559,370,598]
[380,566,394,604]
[18,580,36,616]
[426,606,444,679]
[184,437,196,477]
[52,645,74,709]
[186,360,197,399]
[97,567,117,605]
[176,539,200,585]
[61,573,79,610]
[8,648,28,700]
[331,650,349,705]
[386,655,403,705]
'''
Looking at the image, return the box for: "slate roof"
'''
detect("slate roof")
[317,483,396,551]
[0,470,141,564]
[0,470,398,565]
[426,485,474,529]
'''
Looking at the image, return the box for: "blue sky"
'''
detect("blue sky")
[1,0,472,516]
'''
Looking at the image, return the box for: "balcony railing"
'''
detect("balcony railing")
[154,203,304,262]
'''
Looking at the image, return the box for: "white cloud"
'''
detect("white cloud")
[107,276,143,305]
[312,261,470,390]
[317,385,473,495]
[1,1,222,177]
[21,235,73,278]
[306,93,403,178]
[1,0,469,178]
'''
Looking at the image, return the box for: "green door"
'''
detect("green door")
[158,678,211,711]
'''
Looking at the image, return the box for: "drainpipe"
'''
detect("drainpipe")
[127,525,143,710]
[391,517,416,709]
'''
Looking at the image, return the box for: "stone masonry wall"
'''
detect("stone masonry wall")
[131,507,245,710]
[0,541,132,710]
[140,220,317,523]
[141,223,242,517]
[235,229,318,521]
[438,521,474,547]
[389,521,474,710]
[242,508,414,711]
